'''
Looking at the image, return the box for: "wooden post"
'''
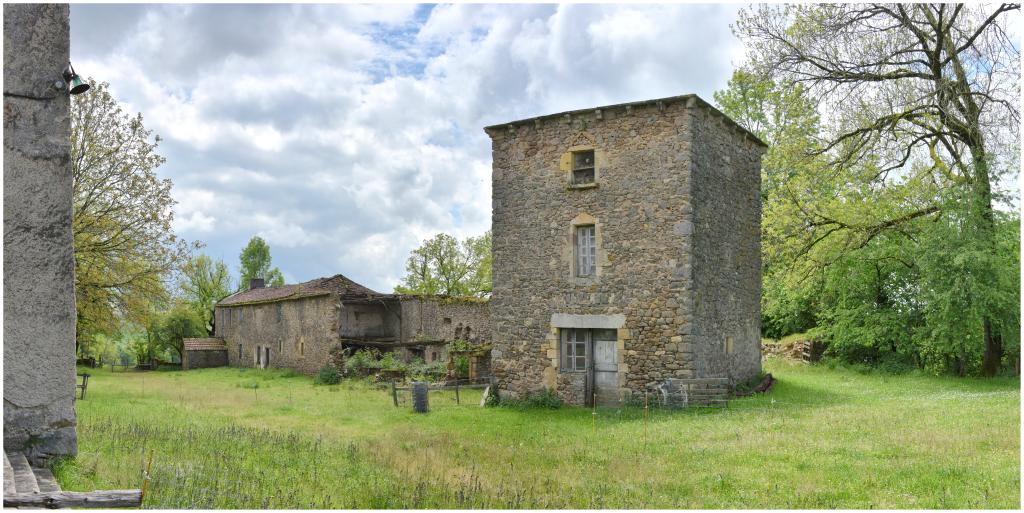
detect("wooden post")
[139,448,154,505]
[455,383,460,405]
[391,381,398,407]
[644,392,649,445]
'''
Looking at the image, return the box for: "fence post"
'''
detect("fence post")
[391,380,398,407]
[455,383,460,405]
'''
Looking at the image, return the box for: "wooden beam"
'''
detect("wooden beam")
[4,490,142,508]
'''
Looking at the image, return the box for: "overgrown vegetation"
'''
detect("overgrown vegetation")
[716,4,1020,375]
[58,362,1018,508]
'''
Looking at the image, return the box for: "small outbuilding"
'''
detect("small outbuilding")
[182,338,228,370]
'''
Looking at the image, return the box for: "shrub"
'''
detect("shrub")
[503,388,563,409]
[314,364,341,385]
[378,352,405,371]
[344,349,379,377]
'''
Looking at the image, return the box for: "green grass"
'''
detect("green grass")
[57,360,1020,508]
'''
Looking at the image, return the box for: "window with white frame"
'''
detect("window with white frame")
[561,328,589,372]
[576,225,596,277]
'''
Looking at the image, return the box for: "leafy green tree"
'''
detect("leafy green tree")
[151,302,206,362]
[395,231,491,297]
[238,236,285,289]
[71,79,194,350]
[179,254,234,334]
[724,4,1020,375]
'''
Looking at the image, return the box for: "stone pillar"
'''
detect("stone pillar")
[3,3,78,462]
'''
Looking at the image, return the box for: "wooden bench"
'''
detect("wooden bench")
[76,373,90,400]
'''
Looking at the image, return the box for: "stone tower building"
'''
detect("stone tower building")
[486,94,766,406]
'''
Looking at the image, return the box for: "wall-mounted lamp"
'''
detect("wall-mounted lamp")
[62,63,90,95]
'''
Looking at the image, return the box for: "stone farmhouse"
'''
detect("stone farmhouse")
[486,94,766,406]
[213,275,489,375]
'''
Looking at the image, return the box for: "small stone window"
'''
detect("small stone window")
[278,339,283,353]
[238,344,242,360]
[561,328,588,372]
[299,339,305,357]
[443,317,452,325]
[725,336,734,354]
[572,150,595,185]
[575,225,596,277]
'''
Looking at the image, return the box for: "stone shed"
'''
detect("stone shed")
[182,338,229,370]
[214,275,491,375]
[486,94,766,406]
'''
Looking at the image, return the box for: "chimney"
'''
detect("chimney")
[249,277,265,290]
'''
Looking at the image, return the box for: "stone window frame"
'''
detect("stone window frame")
[560,143,605,190]
[567,213,604,285]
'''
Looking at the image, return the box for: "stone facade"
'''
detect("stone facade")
[486,94,765,406]
[214,275,491,375]
[3,4,78,463]
[182,338,229,370]
[218,294,339,375]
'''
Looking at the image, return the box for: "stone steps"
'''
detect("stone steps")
[6,452,40,495]
[3,453,16,497]
[4,451,142,509]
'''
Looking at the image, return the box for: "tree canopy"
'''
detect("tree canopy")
[721,3,1020,375]
[71,79,194,349]
[395,231,491,297]
[178,253,234,334]
[239,236,285,289]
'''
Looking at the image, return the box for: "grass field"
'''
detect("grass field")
[56,359,1019,508]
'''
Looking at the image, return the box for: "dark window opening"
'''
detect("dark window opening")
[572,149,595,185]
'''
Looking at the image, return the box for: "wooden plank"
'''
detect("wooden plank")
[4,452,15,497]
[7,452,38,494]
[33,468,61,493]
[675,378,730,385]
[4,490,142,508]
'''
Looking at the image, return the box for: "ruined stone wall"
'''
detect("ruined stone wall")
[690,108,765,383]
[216,294,339,375]
[399,297,491,345]
[3,3,78,462]
[488,99,701,404]
[338,301,397,340]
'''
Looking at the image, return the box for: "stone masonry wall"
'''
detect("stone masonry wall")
[3,4,78,463]
[216,294,339,375]
[488,99,702,405]
[182,350,228,370]
[399,297,491,344]
[690,108,765,383]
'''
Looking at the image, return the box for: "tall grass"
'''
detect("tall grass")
[57,360,1020,508]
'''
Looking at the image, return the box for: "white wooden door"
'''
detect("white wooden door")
[592,329,618,406]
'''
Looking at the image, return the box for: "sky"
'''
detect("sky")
[70,3,749,292]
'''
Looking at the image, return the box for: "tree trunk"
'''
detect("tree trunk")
[970,143,1002,378]
[981,319,1002,377]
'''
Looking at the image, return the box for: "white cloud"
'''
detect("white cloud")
[71,3,744,292]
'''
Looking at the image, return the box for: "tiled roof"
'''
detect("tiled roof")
[217,274,383,306]
[184,338,227,351]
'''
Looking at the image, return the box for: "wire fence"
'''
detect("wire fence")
[389,377,495,408]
